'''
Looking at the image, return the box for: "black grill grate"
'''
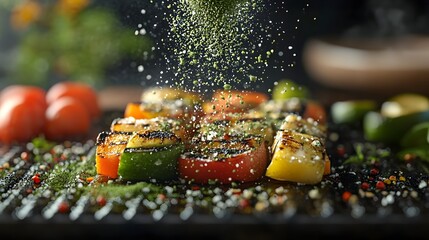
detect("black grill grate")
[1,115,429,239]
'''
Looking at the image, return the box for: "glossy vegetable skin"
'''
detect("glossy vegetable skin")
[46,81,101,120]
[330,100,377,124]
[363,110,429,145]
[0,86,47,144]
[272,79,309,100]
[124,102,158,119]
[119,144,184,182]
[179,138,268,184]
[95,131,132,179]
[204,90,269,114]
[0,97,46,144]
[266,131,327,184]
[0,85,47,109]
[118,131,184,182]
[111,117,187,141]
[44,97,91,141]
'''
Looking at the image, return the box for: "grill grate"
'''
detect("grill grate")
[1,118,429,239]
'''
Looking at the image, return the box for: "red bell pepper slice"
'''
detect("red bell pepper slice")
[178,138,268,184]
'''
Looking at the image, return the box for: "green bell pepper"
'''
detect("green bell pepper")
[118,131,184,182]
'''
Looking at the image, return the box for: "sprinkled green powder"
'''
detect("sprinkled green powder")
[164,0,268,92]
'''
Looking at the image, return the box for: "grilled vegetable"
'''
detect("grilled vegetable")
[141,86,202,106]
[198,113,274,146]
[124,102,158,119]
[279,114,327,141]
[178,137,268,184]
[266,130,328,184]
[258,97,327,130]
[125,87,202,120]
[124,87,203,137]
[118,131,184,182]
[203,90,269,114]
[110,117,188,141]
[96,131,132,179]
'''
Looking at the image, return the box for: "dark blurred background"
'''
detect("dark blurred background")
[1,0,429,99]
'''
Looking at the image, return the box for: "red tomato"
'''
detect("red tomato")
[206,90,269,114]
[178,141,268,184]
[0,85,47,109]
[0,96,46,144]
[44,97,91,141]
[46,81,101,120]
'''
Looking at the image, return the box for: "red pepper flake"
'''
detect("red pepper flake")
[96,195,107,207]
[20,152,30,161]
[58,201,69,213]
[191,186,200,191]
[32,175,41,184]
[370,168,379,176]
[233,189,242,195]
[157,194,166,201]
[342,191,352,202]
[239,199,250,209]
[403,153,415,163]
[223,134,231,141]
[376,181,386,190]
[361,182,369,191]
[336,145,346,157]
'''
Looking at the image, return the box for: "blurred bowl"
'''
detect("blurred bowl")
[303,35,429,96]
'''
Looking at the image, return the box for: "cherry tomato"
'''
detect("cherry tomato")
[44,97,91,141]
[46,81,100,120]
[0,96,45,144]
[0,85,47,109]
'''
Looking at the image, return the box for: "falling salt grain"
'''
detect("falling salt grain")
[308,189,321,199]
[242,189,253,199]
[137,65,145,72]
[418,180,427,189]
[152,210,164,221]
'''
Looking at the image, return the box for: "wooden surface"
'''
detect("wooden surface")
[98,85,144,111]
